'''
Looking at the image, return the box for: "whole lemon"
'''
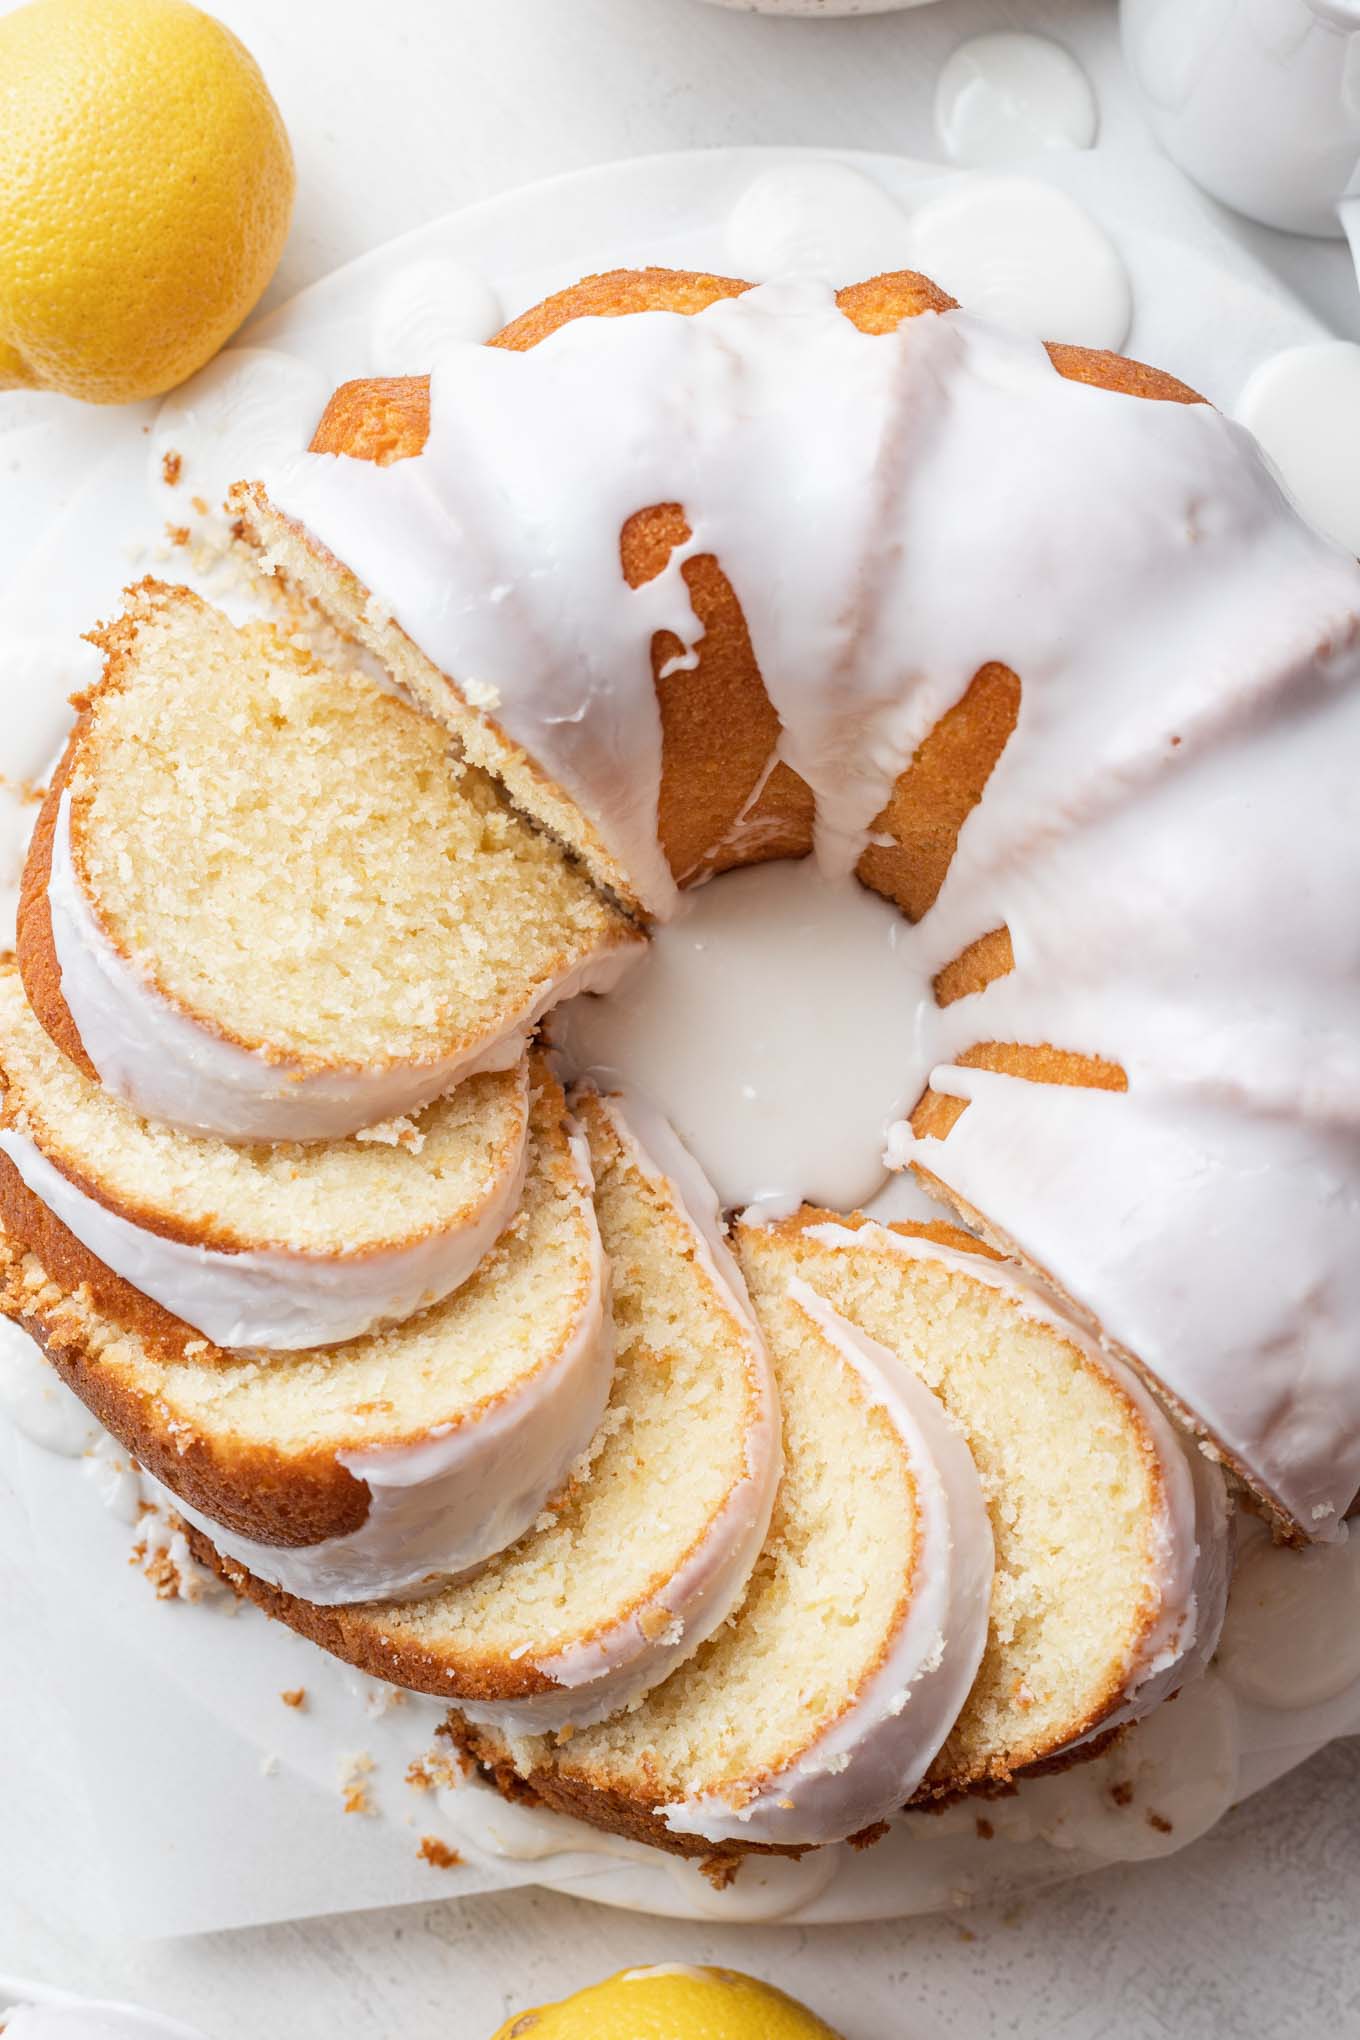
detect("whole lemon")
[489,1964,846,2040]
[0,0,294,403]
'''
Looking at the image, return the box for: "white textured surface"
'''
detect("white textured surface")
[1,0,1358,2032]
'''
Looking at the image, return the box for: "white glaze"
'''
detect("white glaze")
[1237,339,1360,554]
[935,34,1098,167]
[904,176,1131,349]
[48,789,636,1141]
[370,258,503,375]
[150,345,330,530]
[460,1097,782,1732]
[258,280,1360,1540]
[793,1220,1233,1736]
[554,861,927,1211]
[726,162,914,284]
[170,1133,613,1604]
[1216,1521,1360,1708]
[0,1318,98,1456]
[663,1280,993,1849]
[0,1083,528,1352]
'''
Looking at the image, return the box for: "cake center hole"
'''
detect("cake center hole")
[553,858,931,1213]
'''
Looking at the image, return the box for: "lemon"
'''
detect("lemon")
[0,0,294,403]
[489,1964,845,2040]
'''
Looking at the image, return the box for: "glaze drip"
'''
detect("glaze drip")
[261,278,1360,1537]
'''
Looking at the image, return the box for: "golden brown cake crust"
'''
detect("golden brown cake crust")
[299,266,1203,1099]
[444,1703,1128,1861]
[0,1055,594,1556]
[0,1183,374,1549]
[16,741,92,1076]
[179,1520,567,1703]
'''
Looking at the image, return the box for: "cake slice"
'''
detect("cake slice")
[462,1261,994,1852]
[184,1091,781,1730]
[0,1059,613,1604]
[738,1213,1232,1798]
[457,1211,1230,1857]
[0,963,529,1351]
[17,581,642,1140]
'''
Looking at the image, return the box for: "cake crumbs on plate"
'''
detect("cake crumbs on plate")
[975,1817,996,1841]
[339,1750,378,1813]
[699,1853,742,1892]
[417,1835,463,1869]
[406,1747,467,1794]
[161,449,182,486]
[1146,1810,1173,1834]
[280,1687,307,1710]
[1109,1779,1134,1808]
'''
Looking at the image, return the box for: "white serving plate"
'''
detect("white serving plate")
[0,143,1352,1938]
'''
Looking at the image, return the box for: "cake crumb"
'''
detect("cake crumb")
[406,1748,466,1793]
[161,449,182,486]
[417,1835,463,1869]
[1109,1780,1134,1808]
[847,1820,891,1851]
[354,1113,425,1154]
[144,1549,183,1599]
[280,1687,307,1710]
[1146,1810,1173,1835]
[191,495,210,517]
[699,1853,742,1891]
[339,1750,375,1815]
[975,1817,995,1841]
[638,1603,675,1643]
[362,1682,407,1718]
[166,523,191,549]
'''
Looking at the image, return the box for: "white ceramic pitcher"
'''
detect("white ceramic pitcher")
[1121,0,1360,237]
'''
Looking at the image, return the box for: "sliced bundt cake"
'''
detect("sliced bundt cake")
[462,1263,994,1852]
[17,582,641,1140]
[738,1212,1231,1798]
[458,1210,1229,1856]
[184,1090,781,1729]
[0,1060,612,1603]
[0,964,529,1350]
[228,264,1360,1543]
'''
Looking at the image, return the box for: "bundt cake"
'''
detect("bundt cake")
[458,1210,1227,1853]
[185,1089,781,1731]
[3,261,1357,1869]
[0,964,530,1350]
[233,265,1360,1542]
[738,1212,1230,1790]
[17,581,641,1140]
[0,1057,613,1603]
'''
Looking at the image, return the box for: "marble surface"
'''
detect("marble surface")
[2,0,1358,2033]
